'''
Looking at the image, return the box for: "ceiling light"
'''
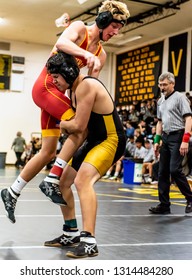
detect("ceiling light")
[55,13,70,27]
[77,0,88,4]
[116,35,142,46]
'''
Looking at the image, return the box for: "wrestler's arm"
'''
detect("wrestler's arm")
[56,21,102,75]
[57,80,94,162]
[87,48,107,78]
[60,81,95,134]
[56,21,87,56]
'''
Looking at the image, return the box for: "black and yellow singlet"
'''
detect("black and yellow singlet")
[71,77,126,176]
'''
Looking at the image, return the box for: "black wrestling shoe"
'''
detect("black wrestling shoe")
[149,204,171,214]
[1,188,20,223]
[185,201,192,213]
[66,231,99,258]
[44,225,80,247]
[39,176,67,206]
[44,233,80,247]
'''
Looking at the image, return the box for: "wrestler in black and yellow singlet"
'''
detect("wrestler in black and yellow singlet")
[71,77,126,176]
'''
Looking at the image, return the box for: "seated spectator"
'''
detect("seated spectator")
[143,100,156,125]
[151,99,157,116]
[30,136,42,156]
[118,108,129,122]
[139,100,147,120]
[102,156,124,181]
[23,142,33,165]
[134,138,147,160]
[141,140,155,184]
[137,120,147,138]
[125,121,135,139]
[125,135,136,157]
[147,126,156,142]
[128,104,140,128]
[132,100,141,112]
[134,128,145,146]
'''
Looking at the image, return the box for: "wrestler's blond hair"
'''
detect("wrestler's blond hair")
[98,0,130,22]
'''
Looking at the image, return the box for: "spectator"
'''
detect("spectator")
[139,100,147,120]
[138,120,147,138]
[134,138,147,160]
[142,140,155,183]
[125,135,136,157]
[30,136,41,157]
[125,121,135,139]
[134,128,145,146]
[11,131,26,169]
[22,142,33,165]
[147,126,156,142]
[102,156,124,180]
[143,100,156,124]
[128,104,140,128]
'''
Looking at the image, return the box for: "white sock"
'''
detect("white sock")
[10,175,27,195]
[114,171,119,177]
[80,236,96,244]
[49,157,67,177]
[64,230,80,237]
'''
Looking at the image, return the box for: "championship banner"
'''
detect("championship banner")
[115,41,163,106]
[0,54,12,90]
[168,32,187,92]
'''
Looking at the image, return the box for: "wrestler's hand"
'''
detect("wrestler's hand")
[60,120,69,135]
[84,51,101,73]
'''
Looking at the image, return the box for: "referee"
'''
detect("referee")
[149,72,192,214]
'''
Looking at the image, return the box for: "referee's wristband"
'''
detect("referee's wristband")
[182,132,191,143]
[154,134,161,144]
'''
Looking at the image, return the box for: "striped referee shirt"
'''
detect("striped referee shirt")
[157,91,192,134]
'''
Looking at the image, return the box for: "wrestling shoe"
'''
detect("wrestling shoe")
[1,188,20,223]
[44,225,80,248]
[66,231,98,258]
[39,176,67,206]
[185,201,192,213]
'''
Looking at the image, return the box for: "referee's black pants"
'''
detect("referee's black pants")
[158,130,192,207]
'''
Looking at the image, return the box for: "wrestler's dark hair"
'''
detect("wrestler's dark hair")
[46,51,80,88]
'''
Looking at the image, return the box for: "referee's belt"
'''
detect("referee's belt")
[162,129,184,135]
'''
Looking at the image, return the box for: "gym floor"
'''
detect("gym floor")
[0,166,192,260]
